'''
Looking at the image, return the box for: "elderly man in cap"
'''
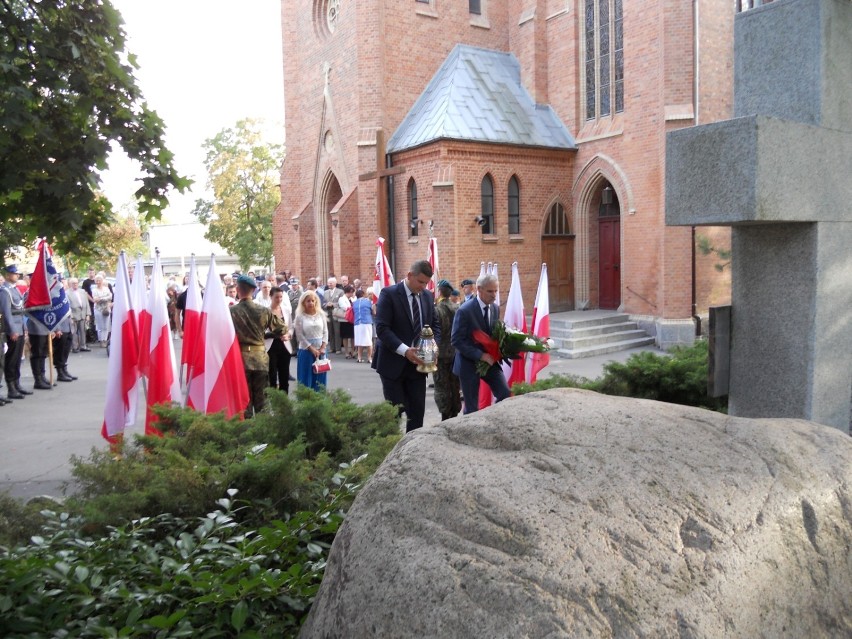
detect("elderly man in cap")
[460,278,475,301]
[433,279,462,420]
[230,273,286,417]
[0,265,32,399]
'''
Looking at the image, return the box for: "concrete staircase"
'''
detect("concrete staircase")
[549,311,655,359]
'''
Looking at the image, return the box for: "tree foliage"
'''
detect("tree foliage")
[193,119,283,271]
[0,0,190,263]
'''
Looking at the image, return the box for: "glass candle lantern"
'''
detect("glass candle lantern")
[413,325,439,374]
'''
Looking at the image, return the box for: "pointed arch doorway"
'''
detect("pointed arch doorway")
[542,202,575,311]
[598,181,621,309]
[318,172,342,277]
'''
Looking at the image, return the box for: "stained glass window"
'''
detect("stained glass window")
[584,0,624,121]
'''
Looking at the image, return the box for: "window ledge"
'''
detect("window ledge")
[481,235,498,243]
[577,113,624,144]
[470,14,490,29]
[508,234,524,243]
[408,238,420,244]
[416,9,438,19]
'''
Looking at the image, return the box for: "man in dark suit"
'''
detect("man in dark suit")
[451,273,511,414]
[373,260,439,432]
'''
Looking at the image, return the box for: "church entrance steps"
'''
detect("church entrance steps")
[546,311,655,360]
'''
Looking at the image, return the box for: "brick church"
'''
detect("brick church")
[274,0,736,346]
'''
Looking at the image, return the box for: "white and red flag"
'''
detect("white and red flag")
[526,263,551,384]
[501,262,527,388]
[185,255,249,417]
[372,237,395,300]
[180,255,203,371]
[426,237,439,293]
[101,252,140,445]
[138,252,180,435]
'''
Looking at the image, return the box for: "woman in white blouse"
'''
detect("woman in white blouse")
[90,272,113,347]
[294,290,329,391]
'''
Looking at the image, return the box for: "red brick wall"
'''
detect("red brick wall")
[275,0,735,321]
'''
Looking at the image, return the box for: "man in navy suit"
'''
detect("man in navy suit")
[373,260,439,432]
[451,273,511,414]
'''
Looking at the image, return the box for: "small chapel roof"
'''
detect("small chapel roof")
[387,44,577,154]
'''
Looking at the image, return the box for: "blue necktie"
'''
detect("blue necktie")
[483,304,489,326]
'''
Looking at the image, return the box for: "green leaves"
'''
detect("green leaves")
[192,118,284,270]
[0,0,188,261]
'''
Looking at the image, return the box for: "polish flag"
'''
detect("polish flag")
[101,253,140,446]
[372,237,395,300]
[426,237,439,293]
[501,262,527,388]
[138,253,180,435]
[180,255,203,372]
[185,255,249,417]
[127,255,147,425]
[527,263,551,384]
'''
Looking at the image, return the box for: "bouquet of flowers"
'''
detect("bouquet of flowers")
[472,321,555,377]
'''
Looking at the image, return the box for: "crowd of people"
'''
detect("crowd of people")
[2,260,508,429]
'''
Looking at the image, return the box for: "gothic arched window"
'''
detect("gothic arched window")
[480,175,494,235]
[543,203,570,236]
[508,175,520,234]
[408,178,419,237]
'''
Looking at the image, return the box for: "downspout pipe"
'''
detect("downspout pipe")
[386,152,396,277]
[691,0,702,338]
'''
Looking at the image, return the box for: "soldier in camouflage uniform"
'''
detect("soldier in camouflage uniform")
[230,274,285,418]
[433,279,461,420]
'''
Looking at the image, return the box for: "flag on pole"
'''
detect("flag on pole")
[23,239,70,332]
[101,253,141,445]
[478,261,496,410]
[138,252,181,435]
[127,254,147,425]
[180,255,203,368]
[426,237,439,293]
[527,263,551,384]
[373,237,395,299]
[185,255,249,417]
[501,262,527,388]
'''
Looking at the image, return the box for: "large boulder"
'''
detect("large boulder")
[300,389,852,638]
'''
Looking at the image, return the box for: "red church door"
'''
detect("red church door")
[599,218,621,309]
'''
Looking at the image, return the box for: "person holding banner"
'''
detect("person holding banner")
[1,265,30,399]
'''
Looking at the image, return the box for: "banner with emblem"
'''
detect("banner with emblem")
[24,239,71,333]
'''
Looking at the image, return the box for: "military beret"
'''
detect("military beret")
[237,274,258,289]
[2,264,19,274]
[437,279,452,291]
[460,278,474,286]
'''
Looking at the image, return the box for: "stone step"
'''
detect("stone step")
[554,335,657,360]
[558,328,653,350]
[550,313,631,330]
[549,321,639,340]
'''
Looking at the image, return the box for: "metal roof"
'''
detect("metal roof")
[387,44,577,154]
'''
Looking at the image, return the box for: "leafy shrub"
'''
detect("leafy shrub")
[0,467,361,639]
[0,494,52,549]
[66,388,401,527]
[513,341,727,412]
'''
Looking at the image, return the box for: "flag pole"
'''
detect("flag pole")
[47,331,55,387]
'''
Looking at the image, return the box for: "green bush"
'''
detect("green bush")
[66,388,401,527]
[0,468,361,638]
[513,341,727,412]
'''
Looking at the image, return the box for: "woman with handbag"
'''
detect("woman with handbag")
[294,290,329,391]
[335,285,356,358]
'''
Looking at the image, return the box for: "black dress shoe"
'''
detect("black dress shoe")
[6,389,23,399]
[80,347,91,352]
[15,383,32,395]
[0,397,7,406]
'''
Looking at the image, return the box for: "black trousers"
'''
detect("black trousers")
[245,369,268,418]
[380,364,427,432]
[267,339,291,393]
[4,333,24,383]
[29,333,50,358]
[52,332,72,368]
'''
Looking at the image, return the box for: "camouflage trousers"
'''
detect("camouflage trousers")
[433,357,461,420]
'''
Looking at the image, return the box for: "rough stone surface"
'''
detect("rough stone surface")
[300,390,852,639]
